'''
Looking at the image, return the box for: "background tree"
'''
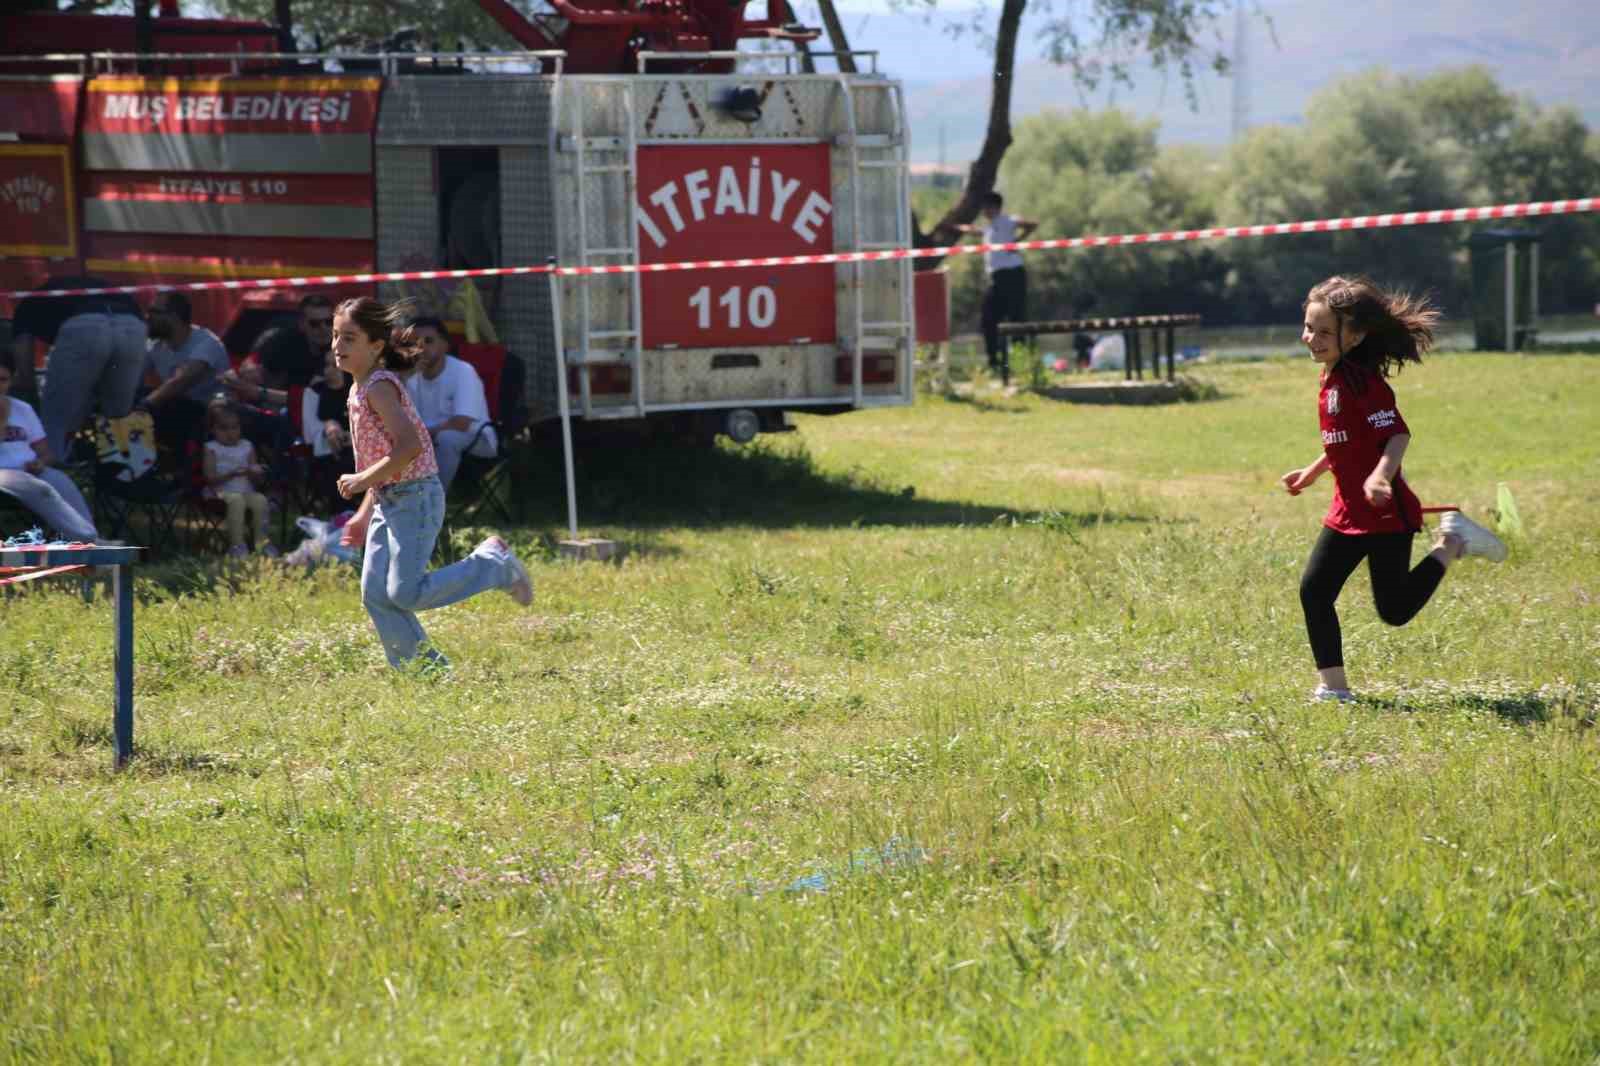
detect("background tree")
[909,0,1243,260]
[206,0,513,50]
[1218,71,1474,324]
[1480,105,1600,313]
[945,109,1225,328]
[937,65,1599,334]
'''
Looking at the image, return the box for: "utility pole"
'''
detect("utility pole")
[133,0,154,71]
[275,0,296,53]
[1230,0,1250,142]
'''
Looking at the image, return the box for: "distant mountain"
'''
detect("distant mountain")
[844,0,1600,163]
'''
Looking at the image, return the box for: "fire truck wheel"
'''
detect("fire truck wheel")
[723,408,760,445]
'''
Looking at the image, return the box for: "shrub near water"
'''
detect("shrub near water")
[2,353,1598,1063]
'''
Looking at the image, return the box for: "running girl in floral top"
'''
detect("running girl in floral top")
[1280,275,1506,704]
[333,297,532,670]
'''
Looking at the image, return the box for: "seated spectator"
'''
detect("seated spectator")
[405,316,495,492]
[139,291,231,452]
[268,293,333,388]
[202,403,276,558]
[10,274,146,463]
[219,326,306,463]
[0,352,103,543]
[299,345,354,511]
[230,293,333,394]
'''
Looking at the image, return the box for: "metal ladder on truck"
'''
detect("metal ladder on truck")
[835,76,915,409]
[559,77,647,421]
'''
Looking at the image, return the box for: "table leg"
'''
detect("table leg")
[113,563,134,768]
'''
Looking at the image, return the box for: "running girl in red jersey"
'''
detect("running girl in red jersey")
[1280,275,1506,703]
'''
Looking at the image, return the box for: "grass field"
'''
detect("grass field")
[3,352,1598,1063]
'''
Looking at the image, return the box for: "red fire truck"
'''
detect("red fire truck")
[0,0,918,439]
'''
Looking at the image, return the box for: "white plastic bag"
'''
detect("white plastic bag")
[285,512,361,566]
[1089,333,1126,371]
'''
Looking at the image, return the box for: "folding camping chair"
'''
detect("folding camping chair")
[437,343,528,560]
[91,412,185,557]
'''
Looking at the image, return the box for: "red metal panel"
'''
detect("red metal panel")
[0,77,81,140]
[74,75,380,334]
[0,14,279,75]
[82,232,374,347]
[636,143,836,349]
[914,268,950,344]
[0,142,81,316]
[0,145,77,260]
[83,76,382,137]
[84,172,373,206]
[84,232,373,275]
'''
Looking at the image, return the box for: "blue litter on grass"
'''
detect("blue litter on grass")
[782,837,927,895]
[2,528,48,548]
[786,871,831,893]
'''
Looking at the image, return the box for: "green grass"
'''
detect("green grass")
[3,352,1599,1063]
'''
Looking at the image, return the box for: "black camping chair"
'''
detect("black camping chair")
[437,347,529,561]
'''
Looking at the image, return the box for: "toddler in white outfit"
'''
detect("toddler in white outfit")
[203,405,276,557]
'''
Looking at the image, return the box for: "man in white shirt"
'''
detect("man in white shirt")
[404,316,496,492]
[139,291,233,448]
[958,192,1037,377]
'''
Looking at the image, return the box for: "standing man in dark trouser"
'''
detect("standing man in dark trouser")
[959,192,1037,383]
[9,276,147,463]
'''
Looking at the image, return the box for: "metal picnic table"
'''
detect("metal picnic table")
[0,544,143,768]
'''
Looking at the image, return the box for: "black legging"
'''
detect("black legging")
[1299,527,1446,669]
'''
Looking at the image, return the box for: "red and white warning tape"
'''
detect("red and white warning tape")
[5,197,1594,300]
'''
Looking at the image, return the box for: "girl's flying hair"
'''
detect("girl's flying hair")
[1305,275,1439,387]
[335,297,425,372]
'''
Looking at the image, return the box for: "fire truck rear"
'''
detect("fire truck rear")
[0,1,915,441]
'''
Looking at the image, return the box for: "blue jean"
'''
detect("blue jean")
[432,425,497,491]
[360,475,511,668]
[0,466,99,541]
[41,312,148,462]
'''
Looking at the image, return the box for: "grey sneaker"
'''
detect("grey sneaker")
[1439,511,1507,563]
[1312,685,1357,704]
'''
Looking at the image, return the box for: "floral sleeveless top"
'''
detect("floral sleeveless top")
[349,368,438,485]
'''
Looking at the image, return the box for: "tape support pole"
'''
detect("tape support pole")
[5,197,1595,300]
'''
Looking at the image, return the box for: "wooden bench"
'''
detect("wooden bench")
[999,314,1203,382]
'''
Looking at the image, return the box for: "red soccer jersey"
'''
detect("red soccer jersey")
[1318,364,1422,534]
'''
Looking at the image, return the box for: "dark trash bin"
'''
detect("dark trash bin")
[1468,228,1540,351]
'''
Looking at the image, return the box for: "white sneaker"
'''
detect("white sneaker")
[1312,685,1357,704]
[481,535,533,606]
[1439,511,1508,563]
